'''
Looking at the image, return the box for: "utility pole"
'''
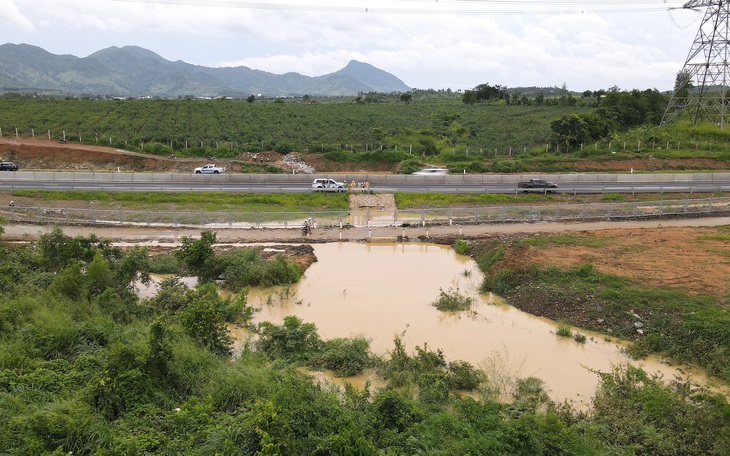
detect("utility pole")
[662,1,730,129]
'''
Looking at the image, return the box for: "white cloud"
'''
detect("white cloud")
[0,0,704,92]
[0,0,35,32]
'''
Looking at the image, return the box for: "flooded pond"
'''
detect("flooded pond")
[245,242,712,405]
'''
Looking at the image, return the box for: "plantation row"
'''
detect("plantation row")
[0,96,582,155]
[3,94,730,175]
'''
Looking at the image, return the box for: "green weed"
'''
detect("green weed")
[431,288,473,312]
[556,325,573,338]
[519,233,610,248]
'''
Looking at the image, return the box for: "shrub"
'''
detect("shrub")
[446,360,485,390]
[453,239,470,255]
[312,336,371,377]
[219,250,302,292]
[180,284,234,357]
[256,316,323,362]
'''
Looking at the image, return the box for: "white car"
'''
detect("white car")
[194,163,225,174]
[311,178,345,191]
[412,168,448,176]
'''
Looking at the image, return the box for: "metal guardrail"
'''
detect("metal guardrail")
[2,197,728,230]
[1,171,730,185]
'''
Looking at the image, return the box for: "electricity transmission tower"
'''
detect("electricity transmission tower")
[661,1,730,129]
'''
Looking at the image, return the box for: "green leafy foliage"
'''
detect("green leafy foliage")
[256,316,324,362]
[311,336,372,377]
[180,284,234,357]
[452,239,470,255]
[378,336,485,399]
[219,250,303,292]
[175,231,218,283]
[589,366,730,455]
[550,89,667,146]
[0,231,728,454]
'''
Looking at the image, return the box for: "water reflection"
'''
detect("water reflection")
[247,242,714,405]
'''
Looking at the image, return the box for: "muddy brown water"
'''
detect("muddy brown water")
[242,242,721,405]
[136,242,724,406]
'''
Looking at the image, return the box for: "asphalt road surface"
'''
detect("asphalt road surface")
[0,176,728,194]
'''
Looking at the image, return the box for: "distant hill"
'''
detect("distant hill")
[0,43,412,98]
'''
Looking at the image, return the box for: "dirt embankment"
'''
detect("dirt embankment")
[0,137,396,174]
[3,136,728,174]
[448,225,730,334]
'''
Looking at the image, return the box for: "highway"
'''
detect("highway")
[0,172,729,194]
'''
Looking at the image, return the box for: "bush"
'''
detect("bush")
[256,316,323,362]
[446,360,485,390]
[219,250,302,292]
[312,336,371,377]
[453,239,470,255]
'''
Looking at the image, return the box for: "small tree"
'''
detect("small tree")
[175,231,218,282]
[180,283,233,356]
[674,70,693,98]
[462,90,478,104]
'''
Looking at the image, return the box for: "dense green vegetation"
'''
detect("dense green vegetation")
[1,227,729,454]
[0,96,577,156]
[2,93,730,174]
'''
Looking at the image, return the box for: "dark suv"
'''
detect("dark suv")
[0,162,18,171]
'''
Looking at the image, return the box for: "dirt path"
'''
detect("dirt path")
[4,215,728,299]
[3,216,728,244]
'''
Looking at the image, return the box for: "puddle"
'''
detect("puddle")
[246,242,721,405]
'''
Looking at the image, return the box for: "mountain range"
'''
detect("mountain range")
[0,43,412,98]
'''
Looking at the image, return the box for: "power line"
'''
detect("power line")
[108,0,687,15]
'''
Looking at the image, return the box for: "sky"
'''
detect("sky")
[0,0,708,92]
